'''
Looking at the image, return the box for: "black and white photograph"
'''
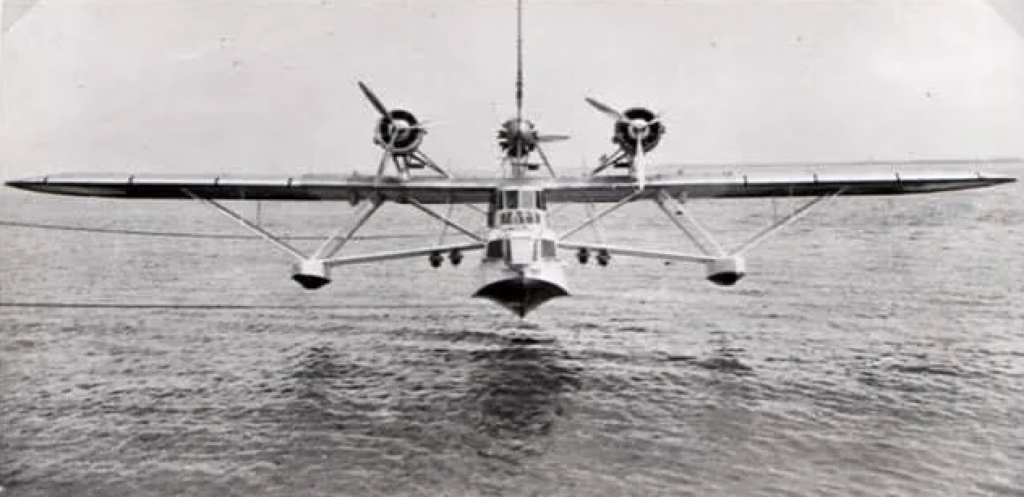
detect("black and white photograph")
[1,0,1022,495]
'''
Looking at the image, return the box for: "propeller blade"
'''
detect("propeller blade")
[536,134,570,143]
[535,144,558,178]
[409,120,443,131]
[357,81,390,117]
[634,134,646,191]
[591,161,613,177]
[585,97,626,121]
[374,131,400,186]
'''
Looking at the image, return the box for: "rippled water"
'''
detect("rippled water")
[1,184,1022,496]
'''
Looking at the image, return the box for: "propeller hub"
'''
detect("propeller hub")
[627,119,651,139]
[376,109,425,155]
[498,118,539,158]
[585,97,665,157]
[508,118,536,135]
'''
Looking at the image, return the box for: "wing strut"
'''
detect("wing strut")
[182,189,306,260]
[732,190,843,255]
[313,197,384,259]
[558,190,643,240]
[583,202,608,244]
[323,242,484,268]
[406,197,485,242]
[559,188,844,285]
[654,190,724,256]
[183,189,488,290]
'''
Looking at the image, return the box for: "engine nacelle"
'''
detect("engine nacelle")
[375,109,426,155]
[612,107,665,156]
[706,257,746,286]
[497,118,538,159]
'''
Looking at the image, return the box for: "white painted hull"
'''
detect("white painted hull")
[473,259,569,317]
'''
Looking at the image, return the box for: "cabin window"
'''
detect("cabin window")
[540,239,556,258]
[486,240,504,259]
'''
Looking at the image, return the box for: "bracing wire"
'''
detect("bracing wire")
[0,221,476,311]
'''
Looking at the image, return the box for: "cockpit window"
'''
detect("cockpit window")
[502,191,519,209]
[518,190,537,209]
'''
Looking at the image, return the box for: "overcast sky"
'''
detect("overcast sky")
[1,0,1022,180]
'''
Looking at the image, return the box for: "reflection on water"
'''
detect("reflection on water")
[271,332,582,468]
[467,343,581,441]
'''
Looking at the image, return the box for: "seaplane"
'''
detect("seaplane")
[4,1,1019,317]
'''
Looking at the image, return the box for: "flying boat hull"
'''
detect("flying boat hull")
[473,261,568,317]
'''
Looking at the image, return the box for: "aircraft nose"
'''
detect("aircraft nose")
[473,275,569,318]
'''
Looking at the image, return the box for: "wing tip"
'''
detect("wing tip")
[4,177,45,191]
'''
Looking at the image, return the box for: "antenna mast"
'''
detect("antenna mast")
[515,0,523,124]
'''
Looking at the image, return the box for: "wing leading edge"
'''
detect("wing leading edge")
[4,174,497,204]
[5,158,1018,204]
[545,158,1019,202]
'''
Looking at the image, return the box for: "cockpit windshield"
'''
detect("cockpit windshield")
[489,188,547,228]
[498,189,545,210]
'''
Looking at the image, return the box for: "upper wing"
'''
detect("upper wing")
[5,158,1018,204]
[544,158,1020,203]
[4,173,497,204]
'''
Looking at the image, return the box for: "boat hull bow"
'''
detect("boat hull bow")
[473,275,568,317]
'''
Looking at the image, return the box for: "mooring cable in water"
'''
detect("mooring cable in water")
[0,302,462,310]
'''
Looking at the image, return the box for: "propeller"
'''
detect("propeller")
[586,97,662,189]
[358,81,431,143]
[585,96,662,141]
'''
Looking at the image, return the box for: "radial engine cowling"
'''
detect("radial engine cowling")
[612,107,665,156]
[497,118,538,159]
[375,109,426,156]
